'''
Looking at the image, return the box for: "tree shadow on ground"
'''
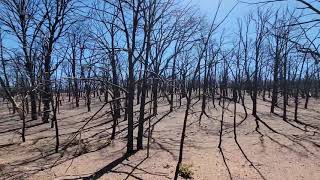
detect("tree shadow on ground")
[82,151,138,180]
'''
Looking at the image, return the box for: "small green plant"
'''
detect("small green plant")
[179,163,194,179]
[0,164,5,177]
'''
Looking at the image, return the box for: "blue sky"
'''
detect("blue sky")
[191,0,294,28]
[0,0,303,52]
[189,0,303,41]
[192,0,293,17]
[189,0,256,36]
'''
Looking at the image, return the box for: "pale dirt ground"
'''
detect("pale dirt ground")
[0,95,319,180]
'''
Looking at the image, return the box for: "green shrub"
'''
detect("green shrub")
[179,163,194,179]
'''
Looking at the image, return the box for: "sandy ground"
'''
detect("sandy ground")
[0,95,319,180]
